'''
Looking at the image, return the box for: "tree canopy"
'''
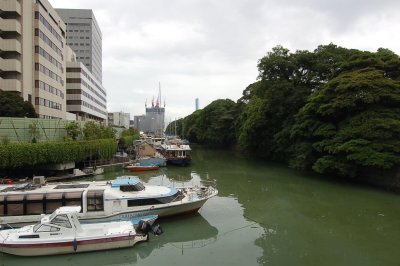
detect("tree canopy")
[176,44,400,178]
[0,90,37,118]
[167,99,237,147]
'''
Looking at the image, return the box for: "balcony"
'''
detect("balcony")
[0,18,21,34]
[0,0,21,15]
[0,58,21,72]
[0,77,21,92]
[0,37,21,53]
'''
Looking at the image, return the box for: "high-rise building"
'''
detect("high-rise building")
[55,9,102,82]
[0,0,67,119]
[134,89,165,135]
[65,46,107,122]
[195,98,199,111]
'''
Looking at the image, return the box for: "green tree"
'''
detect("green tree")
[292,68,400,176]
[28,121,41,143]
[182,111,201,143]
[194,99,236,147]
[238,46,320,160]
[0,90,37,118]
[119,128,139,150]
[65,121,81,140]
[83,121,116,140]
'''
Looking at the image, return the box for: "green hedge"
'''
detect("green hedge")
[121,135,135,149]
[0,139,117,168]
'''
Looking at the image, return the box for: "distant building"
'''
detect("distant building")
[134,92,165,135]
[133,85,165,135]
[55,8,102,82]
[108,112,130,129]
[195,98,199,111]
[133,115,144,131]
[0,0,67,119]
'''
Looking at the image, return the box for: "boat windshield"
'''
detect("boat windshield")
[33,223,41,232]
[120,182,145,192]
[48,212,57,221]
[50,214,72,228]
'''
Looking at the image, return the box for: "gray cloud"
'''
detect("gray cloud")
[50,0,400,121]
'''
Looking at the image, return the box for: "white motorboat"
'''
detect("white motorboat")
[0,176,218,227]
[0,206,150,256]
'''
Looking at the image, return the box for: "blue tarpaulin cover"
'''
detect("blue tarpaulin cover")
[111,176,140,187]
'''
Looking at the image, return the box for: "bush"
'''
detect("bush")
[0,139,117,168]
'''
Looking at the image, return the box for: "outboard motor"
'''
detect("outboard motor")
[137,220,164,236]
[151,224,164,236]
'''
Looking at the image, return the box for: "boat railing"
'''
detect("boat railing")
[169,190,185,203]
[200,179,217,189]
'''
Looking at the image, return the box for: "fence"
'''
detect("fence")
[0,117,85,143]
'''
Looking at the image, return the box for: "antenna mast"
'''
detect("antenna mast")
[158,82,161,109]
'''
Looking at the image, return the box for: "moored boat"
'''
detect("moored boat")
[160,143,192,166]
[125,163,160,171]
[0,206,153,256]
[0,176,218,227]
[135,155,167,167]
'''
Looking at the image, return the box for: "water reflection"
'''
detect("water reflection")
[152,214,218,254]
[0,244,150,266]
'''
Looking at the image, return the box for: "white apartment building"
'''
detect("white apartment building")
[65,47,107,122]
[0,0,67,119]
[108,112,130,129]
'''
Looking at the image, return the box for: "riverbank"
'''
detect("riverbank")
[357,166,400,193]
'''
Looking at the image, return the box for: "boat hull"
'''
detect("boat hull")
[81,194,214,223]
[136,157,166,167]
[167,157,192,166]
[0,234,147,256]
[126,165,160,171]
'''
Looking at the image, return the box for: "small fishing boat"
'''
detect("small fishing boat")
[125,163,160,172]
[0,206,158,256]
[135,155,167,167]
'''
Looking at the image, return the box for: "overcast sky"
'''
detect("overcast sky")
[49,0,400,122]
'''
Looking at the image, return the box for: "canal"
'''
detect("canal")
[1,147,400,265]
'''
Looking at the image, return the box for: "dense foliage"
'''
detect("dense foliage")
[0,90,37,118]
[65,121,81,141]
[119,128,140,149]
[172,44,400,177]
[0,139,117,168]
[83,121,116,140]
[168,99,237,147]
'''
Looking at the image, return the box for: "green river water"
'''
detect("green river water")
[1,147,400,266]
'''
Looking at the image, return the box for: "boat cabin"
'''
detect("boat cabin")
[32,206,82,234]
[0,176,185,224]
[0,186,103,217]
